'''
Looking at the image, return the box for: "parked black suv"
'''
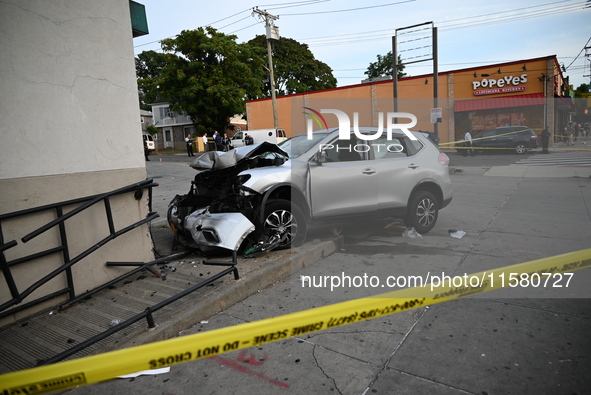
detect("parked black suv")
[470,126,539,154]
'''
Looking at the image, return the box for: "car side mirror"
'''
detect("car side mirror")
[315,150,327,164]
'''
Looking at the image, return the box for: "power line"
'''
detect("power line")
[133,8,253,49]
[277,0,416,15]
[300,1,586,43]
[564,36,591,70]
[257,0,330,11]
[303,1,588,46]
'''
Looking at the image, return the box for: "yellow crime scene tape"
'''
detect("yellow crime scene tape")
[1,248,590,394]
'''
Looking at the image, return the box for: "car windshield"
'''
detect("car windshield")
[278,132,328,158]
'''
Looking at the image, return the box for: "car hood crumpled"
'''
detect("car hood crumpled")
[190,142,288,171]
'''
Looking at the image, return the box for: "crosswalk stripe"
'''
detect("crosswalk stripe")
[515,154,591,167]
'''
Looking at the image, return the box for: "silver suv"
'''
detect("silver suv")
[168,128,453,254]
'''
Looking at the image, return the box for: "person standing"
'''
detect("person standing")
[213,131,222,151]
[222,133,231,151]
[202,133,208,152]
[463,130,475,157]
[185,134,194,157]
[566,125,574,146]
[143,135,150,161]
[207,133,216,151]
[541,128,550,154]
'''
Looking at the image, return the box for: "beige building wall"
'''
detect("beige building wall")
[247,76,453,142]
[0,0,154,326]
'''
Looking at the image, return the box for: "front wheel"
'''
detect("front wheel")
[404,191,439,234]
[262,199,307,249]
[515,143,527,154]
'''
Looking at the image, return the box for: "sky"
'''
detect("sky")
[132,0,591,90]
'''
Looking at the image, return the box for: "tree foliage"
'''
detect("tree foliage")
[574,83,590,98]
[247,35,337,97]
[365,51,407,80]
[136,27,264,134]
[135,50,173,110]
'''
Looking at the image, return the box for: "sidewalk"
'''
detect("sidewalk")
[0,220,342,374]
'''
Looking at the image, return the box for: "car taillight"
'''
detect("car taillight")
[438,152,450,166]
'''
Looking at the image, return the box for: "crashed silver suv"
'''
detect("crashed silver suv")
[168,127,453,254]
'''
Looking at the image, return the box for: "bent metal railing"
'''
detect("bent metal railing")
[0,177,243,366]
[0,178,159,319]
[39,252,239,365]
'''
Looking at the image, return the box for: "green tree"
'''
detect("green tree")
[135,50,173,110]
[365,51,407,80]
[137,27,264,135]
[144,124,158,136]
[247,35,337,97]
[574,83,590,98]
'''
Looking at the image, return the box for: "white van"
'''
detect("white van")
[143,133,155,152]
[231,129,287,148]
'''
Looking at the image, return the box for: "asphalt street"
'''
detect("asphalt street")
[64,143,591,394]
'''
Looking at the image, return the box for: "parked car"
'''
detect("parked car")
[168,128,453,255]
[457,127,538,154]
[418,130,439,145]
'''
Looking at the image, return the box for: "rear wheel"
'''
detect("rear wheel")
[262,199,307,249]
[404,191,438,234]
[515,143,527,154]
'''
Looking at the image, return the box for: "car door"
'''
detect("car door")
[369,135,425,210]
[308,133,377,218]
[231,131,244,147]
[494,127,516,149]
[475,129,497,151]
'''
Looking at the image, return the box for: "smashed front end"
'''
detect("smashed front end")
[167,142,288,254]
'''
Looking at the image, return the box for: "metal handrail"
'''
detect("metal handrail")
[0,178,158,319]
[39,256,240,365]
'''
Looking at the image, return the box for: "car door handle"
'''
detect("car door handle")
[362,168,376,175]
[408,164,419,169]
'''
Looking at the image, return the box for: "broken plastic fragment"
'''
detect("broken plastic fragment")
[448,229,466,239]
[402,227,423,239]
[118,367,170,378]
[110,319,121,327]
[244,231,286,258]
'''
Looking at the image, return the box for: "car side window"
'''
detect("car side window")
[408,138,424,155]
[371,136,409,159]
[323,135,365,162]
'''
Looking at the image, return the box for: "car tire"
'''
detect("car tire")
[515,143,527,154]
[262,199,307,249]
[404,191,438,234]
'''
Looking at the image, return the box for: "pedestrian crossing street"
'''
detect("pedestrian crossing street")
[515,151,591,167]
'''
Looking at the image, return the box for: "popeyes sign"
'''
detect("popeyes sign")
[472,73,528,96]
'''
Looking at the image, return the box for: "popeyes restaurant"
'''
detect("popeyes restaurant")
[245,55,574,146]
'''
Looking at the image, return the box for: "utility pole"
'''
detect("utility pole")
[585,46,591,88]
[253,7,280,130]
